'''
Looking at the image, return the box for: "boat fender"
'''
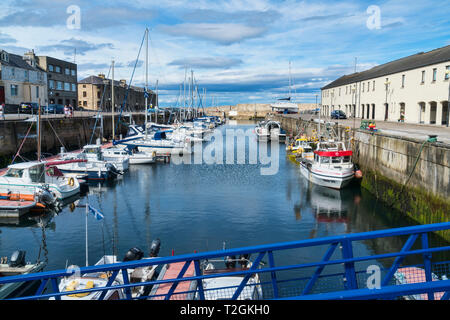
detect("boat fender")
[354,164,363,179]
[152,151,157,158]
[68,177,75,187]
[225,256,236,269]
[149,239,161,257]
[123,247,144,262]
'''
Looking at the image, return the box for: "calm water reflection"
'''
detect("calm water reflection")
[0,121,447,276]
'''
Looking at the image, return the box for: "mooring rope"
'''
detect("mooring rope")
[11,121,34,164]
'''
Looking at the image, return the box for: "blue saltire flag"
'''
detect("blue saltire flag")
[88,205,104,221]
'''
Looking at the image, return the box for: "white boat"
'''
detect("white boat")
[52,240,161,300]
[115,126,192,155]
[80,145,129,172]
[299,140,355,189]
[0,250,46,299]
[255,120,286,142]
[191,255,264,300]
[102,147,156,165]
[0,161,80,201]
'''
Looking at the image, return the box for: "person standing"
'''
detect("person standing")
[0,103,5,120]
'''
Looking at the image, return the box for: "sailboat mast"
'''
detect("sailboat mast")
[111,60,115,140]
[288,61,292,99]
[145,28,149,139]
[37,98,41,161]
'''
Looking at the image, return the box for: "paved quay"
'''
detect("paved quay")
[282,113,450,145]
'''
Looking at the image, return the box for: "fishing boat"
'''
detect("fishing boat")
[299,140,355,189]
[286,137,315,161]
[52,240,161,300]
[0,250,46,299]
[255,120,286,142]
[0,161,79,201]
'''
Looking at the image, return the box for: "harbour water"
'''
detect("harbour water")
[0,121,447,290]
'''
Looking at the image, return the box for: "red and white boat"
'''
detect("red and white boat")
[299,140,355,189]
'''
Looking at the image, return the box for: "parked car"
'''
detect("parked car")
[19,102,41,114]
[45,104,65,114]
[330,110,347,119]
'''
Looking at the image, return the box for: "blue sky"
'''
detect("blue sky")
[0,0,449,107]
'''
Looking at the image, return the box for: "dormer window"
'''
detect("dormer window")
[0,51,9,63]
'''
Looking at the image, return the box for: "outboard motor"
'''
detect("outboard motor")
[149,239,161,257]
[123,247,144,262]
[238,254,250,268]
[106,163,122,176]
[225,255,236,269]
[37,186,57,208]
[9,250,26,268]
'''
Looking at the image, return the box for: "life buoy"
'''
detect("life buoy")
[68,177,75,187]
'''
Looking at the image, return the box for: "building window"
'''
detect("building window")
[402,74,405,88]
[83,101,87,107]
[362,83,365,92]
[421,70,425,83]
[445,66,450,80]
[65,68,70,75]
[49,80,54,89]
[373,80,375,91]
[64,82,70,91]
[432,68,437,82]
[49,65,54,72]
[71,69,76,76]
[24,70,28,78]
[57,81,63,90]
[55,66,61,73]
[71,83,76,92]
[11,67,15,77]
[82,84,86,88]
[83,91,87,97]
[367,81,370,91]
[36,86,39,98]
[10,84,18,96]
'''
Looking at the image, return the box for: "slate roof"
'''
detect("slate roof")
[322,45,450,90]
[0,51,45,72]
[79,75,149,93]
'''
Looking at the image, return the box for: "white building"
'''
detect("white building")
[321,45,450,126]
[0,49,48,108]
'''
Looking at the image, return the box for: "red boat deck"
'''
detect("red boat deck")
[151,262,196,300]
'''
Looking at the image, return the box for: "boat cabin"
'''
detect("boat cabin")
[3,162,46,184]
[81,145,104,161]
[314,142,353,165]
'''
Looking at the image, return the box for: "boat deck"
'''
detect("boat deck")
[150,262,195,300]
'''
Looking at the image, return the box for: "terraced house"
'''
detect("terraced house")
[321,45,450,126]
[35,55,78,108]
[0,49,47,110]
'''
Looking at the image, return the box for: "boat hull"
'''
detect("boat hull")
[300,161,354,189]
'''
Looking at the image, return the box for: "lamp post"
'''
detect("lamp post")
[384,79,391,121]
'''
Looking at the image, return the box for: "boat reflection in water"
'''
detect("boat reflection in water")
[305,184,359,238]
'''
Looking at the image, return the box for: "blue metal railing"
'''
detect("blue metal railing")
[1,222,449,300]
